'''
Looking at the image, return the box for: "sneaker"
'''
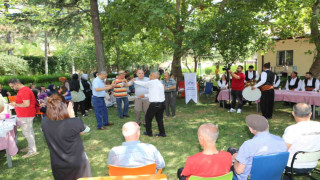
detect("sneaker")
[228,108,236,113]
[22,151,38,158]
[143,132,153,137]
[123,115,130,118]
[237,109,242,113]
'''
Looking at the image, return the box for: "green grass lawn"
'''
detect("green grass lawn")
[1,97,319,180]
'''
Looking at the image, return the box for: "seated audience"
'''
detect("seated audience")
[0,83,11,97]
[42,94,91,180]
[59,86,72,102]
[285,72,301,91]
[47,84,58,97]
[177,123,232,180]
[107,122,165,170]
[282,103,320,180]
[233,114,287,180]
[273,74,280,89]
[301,72,319,92]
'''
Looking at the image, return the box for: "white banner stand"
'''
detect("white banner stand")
[184,73,198,104]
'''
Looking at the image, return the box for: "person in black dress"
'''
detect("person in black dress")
[41,94,91,180]
[81,74,92,111]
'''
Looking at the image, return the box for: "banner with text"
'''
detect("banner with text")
[184,73,198,104]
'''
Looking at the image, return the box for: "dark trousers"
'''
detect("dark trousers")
[74,101,86,116]
[84,91,92,110]
[283,166,314,180]
[260,89,274,119]
[145,102,166,135]
[164,92,176,116]
[92,96,109,128]
[231,90,243,109]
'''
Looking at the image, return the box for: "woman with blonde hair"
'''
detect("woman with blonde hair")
[41,94,91,180]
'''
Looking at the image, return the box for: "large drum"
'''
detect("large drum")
[242,86,261,101]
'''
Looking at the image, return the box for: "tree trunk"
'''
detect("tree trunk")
[116,46,120,72]
[90,0,106,73]
[171,50,183,82]
[44,31,48,75]
[194,56,198,73]
[5,3,13,55]
[310,0,320,79]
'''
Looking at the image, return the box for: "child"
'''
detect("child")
[59,86,72,102]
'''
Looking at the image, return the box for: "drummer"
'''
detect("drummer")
[252,62,275,119]
[273,74,281,89]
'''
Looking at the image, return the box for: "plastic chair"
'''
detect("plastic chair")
[250,152,289,180]
[8,96,16,103]
[108,163,162,176]
[284,150,320,180]
[189,172,233,180]
[200,82,213,98]
[3,97,9,103]
[178,81,185,98]
[77,174,167,180]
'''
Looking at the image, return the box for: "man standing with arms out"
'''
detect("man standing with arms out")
[177,123,232,180]
[108,122,165,169]
[8,79,37,158]
[133,70,149,126]
[301,72,319,92]
[162,72,177,118]
[252,62,275,119]
[112,71,130,119]
[132,72,166,137]
[285,72,301,91]
[282,103,320,180]
[227,65,245,114]
[92,71,114,130]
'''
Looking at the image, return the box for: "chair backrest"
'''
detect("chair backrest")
[3,97,8,103]
[108,163,157,176]
[293,150,320,164]
[178,81,185,89]
[250,152,289,180]
[8,96,16,103]
[189,172,233,180]
[204,83,213,93]
[78,174,168,180]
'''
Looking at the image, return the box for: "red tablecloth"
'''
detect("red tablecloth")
[0,128,18,156]
[217,89,320,106]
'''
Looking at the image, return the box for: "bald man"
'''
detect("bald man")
[178,123,232,180]
[107,122,165,170]
[132,72,166,137]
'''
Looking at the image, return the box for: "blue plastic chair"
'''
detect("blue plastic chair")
[201,82,213,98]
[250,152,289,180]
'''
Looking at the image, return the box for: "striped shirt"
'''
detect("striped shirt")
[113,77,128,98]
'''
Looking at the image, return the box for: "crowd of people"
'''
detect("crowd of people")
[0,65,319,180]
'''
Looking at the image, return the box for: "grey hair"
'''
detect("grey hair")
[8,78,21,85]
[293,103,311,118]
[98,71,107,75]
[198,123,219,143]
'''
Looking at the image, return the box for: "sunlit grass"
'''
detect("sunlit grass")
[0,97,319,179]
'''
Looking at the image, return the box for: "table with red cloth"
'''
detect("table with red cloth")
[0,116,18,168]
[217,89,320,119]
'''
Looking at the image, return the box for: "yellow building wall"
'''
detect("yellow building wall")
[257,38,315,76]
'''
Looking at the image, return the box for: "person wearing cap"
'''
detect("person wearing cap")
[232,114,287,180]
[252,62,275,119]
[112,70,131,119]
[282,103,320,180]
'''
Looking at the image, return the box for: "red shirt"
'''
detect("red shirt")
[181,151,232,179]
[15,86,36,118]
[231,72,245,91]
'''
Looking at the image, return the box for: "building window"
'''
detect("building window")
[277,50,293,66]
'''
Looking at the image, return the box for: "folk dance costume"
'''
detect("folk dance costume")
[244,70,259,85]
[301,78,319,92]
[273,75,280,89]
[254,69,275,119]
[285,77,301,91]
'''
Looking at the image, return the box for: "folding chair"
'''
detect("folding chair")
[189,172,233,180]
[250,152,289,180]
[200,82,213,98]
[178,81,185,98]
[77,174,167,180]
[108,163,162,176]
[284,150,320,180]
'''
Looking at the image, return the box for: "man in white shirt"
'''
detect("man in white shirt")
[282,103,320,180]
[273,74,281,89]
[285,72,301,91]
[132,72,166,137]
[244,65,259,84]
[301,72,319,92]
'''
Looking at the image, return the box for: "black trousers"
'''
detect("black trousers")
[231,90,243,109]
[84,91,92,110]
[145,102,166,135]
[260,89,274,119]
[74,100,86,116]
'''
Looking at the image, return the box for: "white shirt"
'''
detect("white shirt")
[134,79,165,103]
[301,78,319,92]
[247,71,259,81]
[274,75,280,88]
[254,70,269,88]
[218,80,228,89]
[285,77,301,91]
[283,121,320,168]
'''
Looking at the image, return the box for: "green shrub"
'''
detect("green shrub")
[204,67,213,75]
[21,56,72,74]
[0,53,29,75]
